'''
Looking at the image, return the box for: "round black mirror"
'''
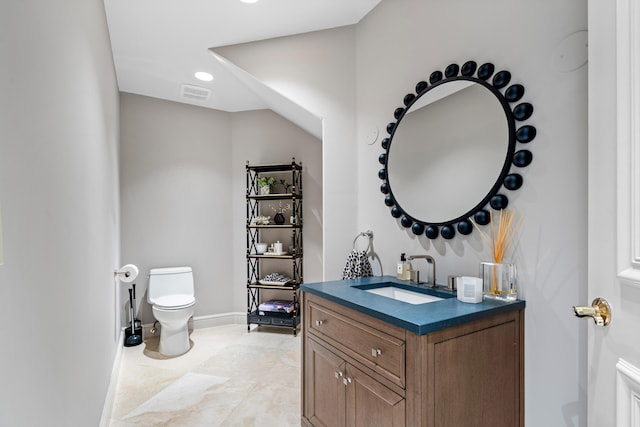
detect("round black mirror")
[378,61,535,239]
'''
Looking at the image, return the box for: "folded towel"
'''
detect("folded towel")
[342,250,373,280]
[258,300,295,313]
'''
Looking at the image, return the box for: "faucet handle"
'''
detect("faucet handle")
[447,275,457,291]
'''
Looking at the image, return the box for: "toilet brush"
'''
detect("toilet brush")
[132,283,141,332]
[125,287,142,347]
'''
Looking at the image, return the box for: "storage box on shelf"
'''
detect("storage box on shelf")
[246,159,303,335]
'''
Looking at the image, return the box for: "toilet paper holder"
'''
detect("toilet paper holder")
[114,264,139,283]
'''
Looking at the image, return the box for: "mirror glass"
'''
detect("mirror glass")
[387,82,508,223]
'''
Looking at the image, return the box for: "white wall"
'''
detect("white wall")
[216,0,588,424]
[120,95,322,321]
[0,1,120,425]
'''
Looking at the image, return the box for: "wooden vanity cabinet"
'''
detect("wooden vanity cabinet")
[302,292,524,427]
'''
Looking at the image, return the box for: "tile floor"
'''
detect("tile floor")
[109,324,301,426]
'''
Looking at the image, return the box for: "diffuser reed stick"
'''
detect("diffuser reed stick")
[472,209,522,263]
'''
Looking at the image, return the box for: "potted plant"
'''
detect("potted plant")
[256,176,275,195]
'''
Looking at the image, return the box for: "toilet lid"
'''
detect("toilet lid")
[153,294,195,309]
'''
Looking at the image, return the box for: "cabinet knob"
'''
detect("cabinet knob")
[371,348,382,357]
[335,370,343,379]
[315,319,324,326]
[343,376,352,386]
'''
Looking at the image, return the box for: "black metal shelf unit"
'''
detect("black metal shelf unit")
[246,158,303,335]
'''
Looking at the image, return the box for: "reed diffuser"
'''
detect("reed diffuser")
[473,209,522,299]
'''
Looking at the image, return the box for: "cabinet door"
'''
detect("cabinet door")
[305,338,346,427]
[431,317,521,427]
[345,363,405,427]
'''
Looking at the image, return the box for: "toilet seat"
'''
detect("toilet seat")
[152,294,196,310]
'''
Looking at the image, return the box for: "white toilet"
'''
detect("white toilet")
[148,266,196,357]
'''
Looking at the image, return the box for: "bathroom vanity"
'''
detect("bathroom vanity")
[301,276,524,427]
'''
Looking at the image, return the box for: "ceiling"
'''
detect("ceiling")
[103,0,381,115]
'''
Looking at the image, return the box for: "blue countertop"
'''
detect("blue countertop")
[301,276,525,335]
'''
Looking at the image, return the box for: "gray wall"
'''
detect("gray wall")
[217,26,357,280]
[215,0,588,424]
[0,1,121,425]
[355,1,587,424]
[0,0,589,424]
[587,0,619,423]
[119,94,322,322]
[120,94,233,322]
[230,110,324,307]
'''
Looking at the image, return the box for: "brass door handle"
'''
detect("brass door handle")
[573,297,611,326]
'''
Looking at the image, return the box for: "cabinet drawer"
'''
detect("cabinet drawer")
[307,299,406,387]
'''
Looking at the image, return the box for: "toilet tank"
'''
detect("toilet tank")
[148,266,194,304]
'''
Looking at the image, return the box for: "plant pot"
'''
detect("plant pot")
[274,213,285,225]
[259,185,270,195]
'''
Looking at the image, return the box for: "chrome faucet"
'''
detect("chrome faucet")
[407,255,436,288]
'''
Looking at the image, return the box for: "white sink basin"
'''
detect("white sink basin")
[365,286,443,305]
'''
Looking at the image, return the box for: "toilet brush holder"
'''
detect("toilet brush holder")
[124,326,143,347]
[125,324,143,338]
[124,287,143,347]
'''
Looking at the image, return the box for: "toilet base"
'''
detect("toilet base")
[151,302,195,357]
[158,323,191,357]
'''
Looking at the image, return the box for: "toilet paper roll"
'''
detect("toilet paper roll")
[116,264,139,283]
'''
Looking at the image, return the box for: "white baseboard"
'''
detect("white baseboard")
[190,312,246,329]
[100,312,244,424]
[141,311,246,337]
[99,328,124,427]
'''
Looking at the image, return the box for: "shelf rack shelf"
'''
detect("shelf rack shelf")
[246,158,303,336]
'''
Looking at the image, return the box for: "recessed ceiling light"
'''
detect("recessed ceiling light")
[194,71,213,82]
[240,0,259,3]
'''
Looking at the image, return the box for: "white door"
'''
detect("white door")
[586,0,640,424]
